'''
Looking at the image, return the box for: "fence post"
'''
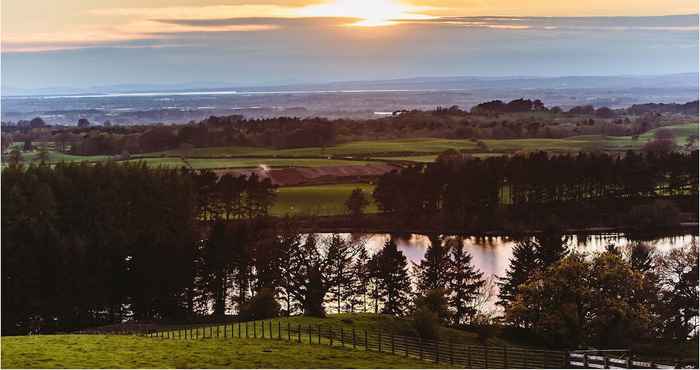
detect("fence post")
[238,322,241,338]
[435,341,439,363]
[262,321,265,338]
[650,361,656,369]
[364,330,368,351]
[378,331,382,352]
[254,321,257,338]
[217,325,220,338]
[391,333,395,355]
[583,354,589,368]
[330,327,334,346]
[449,341,454,366]
[209,326,212,338]
[604,355,609,369]
[485,347,488,368]
[467,345,472,368]
[352,328,356,349]
[405,336,408,357]
[318,324,321,344]
[297,324,301,343]
[563,352,568,368]
[270,321,273,339]
[626,355,632,369]
[419,337,423,360]
[246,322,249,338]
[190,327,193,339]
[287,323,291,342]
[308,325,312,345]
[341,328,345,347]
[278,321,281,340]
[503,346,508,368]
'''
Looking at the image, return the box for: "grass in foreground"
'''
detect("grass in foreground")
[0,334,448,369]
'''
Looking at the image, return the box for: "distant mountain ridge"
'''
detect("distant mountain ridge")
[3,73,698,97]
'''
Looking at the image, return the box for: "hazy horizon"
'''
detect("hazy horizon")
[2,1,698,91]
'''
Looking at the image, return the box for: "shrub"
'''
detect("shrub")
[239,288,280,321]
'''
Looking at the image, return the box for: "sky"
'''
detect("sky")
[1,0,698,90]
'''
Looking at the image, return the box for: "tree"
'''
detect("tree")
[29,117,46,128]
[505,251,654,348]
[36,143,50,164]
[286,234,327,317]
[324,234,357,314]
[7,148,23,167]
[414,234,451,294]
[349,245,370,312]
[447,239,485,325]
[535,225,569,267]
[412,288,450,339]
[497,239,539,309]
[345,188,370,218]
[77,118,91,128]
[654,244,699,340]
[370,239,412,316]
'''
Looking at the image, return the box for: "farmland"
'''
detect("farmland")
[272,183,377,216]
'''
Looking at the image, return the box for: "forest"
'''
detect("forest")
[2,154,697,352]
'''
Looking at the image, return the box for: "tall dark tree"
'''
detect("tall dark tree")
[497,239,539,309]
[349,245,370,312]
[324,234,357,314]
[371,239,412,316]
[447,239,485,325]
[414,234,451,294]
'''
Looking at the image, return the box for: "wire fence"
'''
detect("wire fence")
[142,319,570,368]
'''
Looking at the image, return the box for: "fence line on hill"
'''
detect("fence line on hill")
[141,319,570,368]
[103,319,684,369]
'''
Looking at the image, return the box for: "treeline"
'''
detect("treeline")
[2,162,697,352]
[373,151,698,228]
[5,99,697,156]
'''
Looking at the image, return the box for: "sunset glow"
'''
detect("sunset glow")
[297,0,433,26]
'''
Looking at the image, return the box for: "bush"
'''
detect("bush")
[239,288,280,321]
[411,305,440,340]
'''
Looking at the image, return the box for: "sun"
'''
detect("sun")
[297,0,433,27]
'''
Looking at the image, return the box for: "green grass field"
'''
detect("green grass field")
[0,334,446,369]
[7,123,696,168]
[122,157,372,169]
[272,183,377,217]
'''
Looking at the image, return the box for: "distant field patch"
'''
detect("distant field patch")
[273,183,377,216]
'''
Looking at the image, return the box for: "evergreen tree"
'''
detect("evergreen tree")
[447,239,485,324]
[497,239,539,308]
[349,245,370,312]
[324,234,356,314]
[372,239,412,316]
[414,234,451,294]
[535,225,570,267]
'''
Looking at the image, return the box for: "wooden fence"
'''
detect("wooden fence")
[143,320,569,368]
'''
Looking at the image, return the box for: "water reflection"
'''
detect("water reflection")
[358,233,697,279]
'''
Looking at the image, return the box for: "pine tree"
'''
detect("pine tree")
[447,239,485,324]
[324,234,356,314]
[535,224,570,267]
[497,238,539,308]
[373,239,412,316]
[349,245,370,313]
[414,234,451,294]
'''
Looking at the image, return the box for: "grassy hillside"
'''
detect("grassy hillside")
[0,334,449,369]
[192,313,515,348]
[272,183,377,216]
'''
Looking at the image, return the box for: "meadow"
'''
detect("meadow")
[0,333,446,369]
[272,183,377,216]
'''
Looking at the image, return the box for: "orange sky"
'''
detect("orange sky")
[2,0,698,51]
